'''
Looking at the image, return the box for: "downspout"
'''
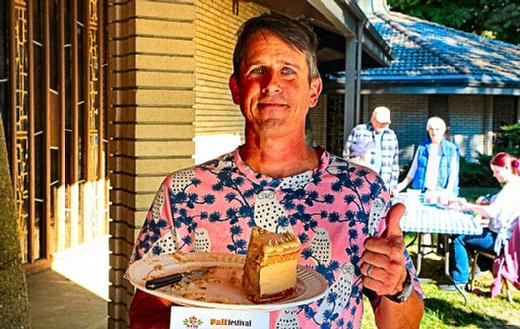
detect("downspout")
[357,0,390,16]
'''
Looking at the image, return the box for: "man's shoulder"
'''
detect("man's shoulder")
[385,128,397,135]
[327,152,380,177]
[324,152,353,177]
[380,128,397,139]
[326,154,389,206]
[352,123,370,131]
[166,151,236,180]
[349,123,372,138]
[327,151,349,166]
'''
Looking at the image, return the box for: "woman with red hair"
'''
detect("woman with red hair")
[440,152,520,291]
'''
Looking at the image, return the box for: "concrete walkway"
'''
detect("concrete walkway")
[26,236,110,328]
[27,269,107,329]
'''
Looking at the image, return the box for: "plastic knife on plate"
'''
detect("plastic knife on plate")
[145,267,214,290]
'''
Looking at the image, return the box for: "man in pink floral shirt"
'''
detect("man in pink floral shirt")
[129,13,424,329]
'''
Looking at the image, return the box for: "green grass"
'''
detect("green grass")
[361,255,520,328]
[363,185,517,328]
[459,187,500,203]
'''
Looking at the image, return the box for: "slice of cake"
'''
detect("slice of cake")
[243,227,301,303]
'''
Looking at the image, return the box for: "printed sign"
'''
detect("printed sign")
[170,306,270,329]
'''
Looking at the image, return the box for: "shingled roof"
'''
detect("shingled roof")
[359,11,520,95]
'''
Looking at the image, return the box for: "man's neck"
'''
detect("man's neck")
[239,135,320,178]
[370,121,388,133]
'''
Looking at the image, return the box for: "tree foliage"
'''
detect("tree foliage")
[388,0,520,46]
[494,122,520,158]
[0,118,31,329]
[458,122,520,187]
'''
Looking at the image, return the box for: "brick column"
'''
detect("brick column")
[483,95,494,156]
[516,97,520,122]
[107,1,196,327]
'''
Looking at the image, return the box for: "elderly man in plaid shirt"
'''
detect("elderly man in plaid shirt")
[343,106,400,193]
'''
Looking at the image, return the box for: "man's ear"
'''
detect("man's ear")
[309,77,323,108]
[229,74,241,105]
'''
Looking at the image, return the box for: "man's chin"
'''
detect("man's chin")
[258,118,283,127]
[256,120,289,136]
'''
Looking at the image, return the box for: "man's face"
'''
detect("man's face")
[229,31,322,139]
[370,116,389,132]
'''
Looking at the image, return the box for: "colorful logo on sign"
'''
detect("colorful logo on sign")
[183,315,203,329]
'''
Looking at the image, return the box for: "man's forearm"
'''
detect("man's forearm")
[374,291,424,329]
[130,289,172,329]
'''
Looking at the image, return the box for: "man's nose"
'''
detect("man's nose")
[261,72,282,94]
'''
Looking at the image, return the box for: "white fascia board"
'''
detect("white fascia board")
[307,0,356,37]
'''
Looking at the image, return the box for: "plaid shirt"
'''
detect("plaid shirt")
[343,123,399,191]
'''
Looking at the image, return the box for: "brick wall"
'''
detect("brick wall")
[361,94,505,163]
[493,95,518,130]
[300,92,517,166]
[192,1,266,162]
[363,94,429,163]
[449,95,486,159]
[309,96,328,147]
[194,0,264,136]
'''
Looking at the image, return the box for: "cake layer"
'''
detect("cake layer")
[258,250,300,267]
[247,287,294,304]
[259,259,298,296]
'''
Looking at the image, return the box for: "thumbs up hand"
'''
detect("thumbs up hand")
[361,203,407,296]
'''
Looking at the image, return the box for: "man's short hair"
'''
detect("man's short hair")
[232,12,320,82]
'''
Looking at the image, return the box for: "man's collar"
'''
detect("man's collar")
[368,122,387,133]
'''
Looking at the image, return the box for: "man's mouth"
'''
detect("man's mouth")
[257,102,288,109]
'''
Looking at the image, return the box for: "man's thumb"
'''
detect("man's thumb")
[383,203,405,237]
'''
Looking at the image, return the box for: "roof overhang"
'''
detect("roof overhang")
[242,0,393,71]
[360,75,520,95]
[362,85,520,96]
[356,10,520,96]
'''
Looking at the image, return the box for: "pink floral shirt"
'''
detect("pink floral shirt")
[131,148,422,329]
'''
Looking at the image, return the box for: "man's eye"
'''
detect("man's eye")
[250,67,265,75]
[281,67,296,75]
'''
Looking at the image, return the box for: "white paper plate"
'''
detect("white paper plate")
[126,252,328,312]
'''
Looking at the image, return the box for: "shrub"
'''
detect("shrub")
[398,160,412,182]
[494,122,520,158]
[459,121,520,187]
[459,153,498,188]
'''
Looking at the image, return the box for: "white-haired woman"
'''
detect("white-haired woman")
[396,116,460,196]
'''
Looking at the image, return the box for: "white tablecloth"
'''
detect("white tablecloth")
[399,202,483,236]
